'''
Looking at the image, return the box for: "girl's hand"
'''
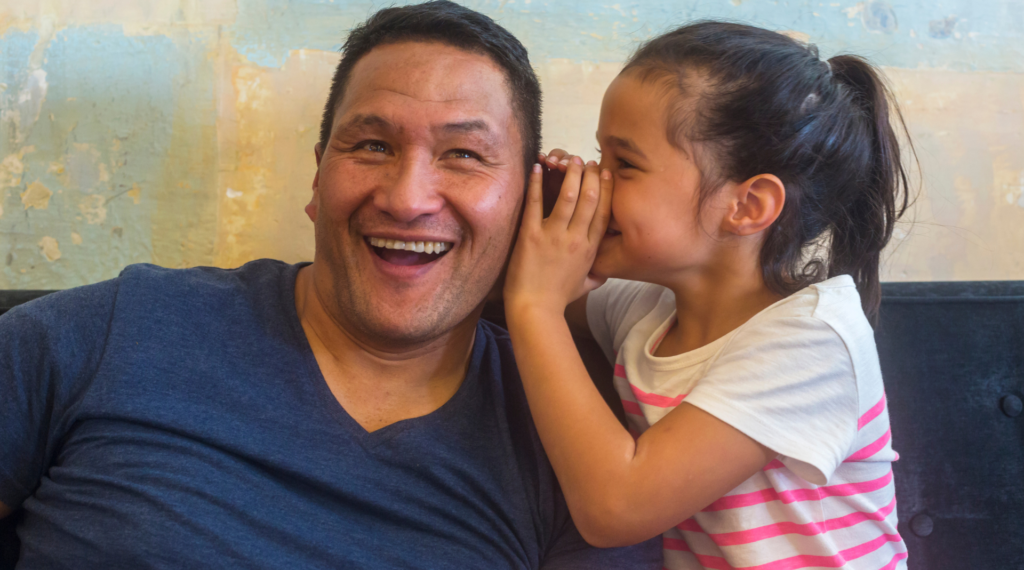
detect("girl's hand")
[505,156,613,316]
[538,149,570,217]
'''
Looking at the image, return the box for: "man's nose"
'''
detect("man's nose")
[373,151,444,223]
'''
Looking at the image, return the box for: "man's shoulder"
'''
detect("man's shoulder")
[117,258,296,298]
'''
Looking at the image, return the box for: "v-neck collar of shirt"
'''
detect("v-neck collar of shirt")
[281,262,485,448]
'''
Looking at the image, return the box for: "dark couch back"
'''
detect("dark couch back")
[876,281,1024,568]
[2,282,1022,568]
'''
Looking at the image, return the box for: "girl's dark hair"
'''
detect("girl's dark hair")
[623,21,913,324]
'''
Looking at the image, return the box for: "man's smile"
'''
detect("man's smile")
[366,236,454,266]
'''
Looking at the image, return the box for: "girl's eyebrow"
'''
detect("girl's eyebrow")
[601,135,648,160]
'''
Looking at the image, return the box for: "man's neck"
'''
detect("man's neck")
[294,265,479,432]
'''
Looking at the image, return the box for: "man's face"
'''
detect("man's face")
[307,41,525,345]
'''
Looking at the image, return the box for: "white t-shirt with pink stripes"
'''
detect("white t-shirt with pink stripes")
[586,275,907,570]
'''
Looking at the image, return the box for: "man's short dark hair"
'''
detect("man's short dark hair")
[318,0,542,176]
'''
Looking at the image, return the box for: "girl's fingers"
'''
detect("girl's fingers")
[568,161,602,235]
[545,148,571,172]
[588,168,613,243]
[522,163,544,228]
[548,156,585,227]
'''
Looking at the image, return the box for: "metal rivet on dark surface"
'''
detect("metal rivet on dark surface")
[1001,394,1023,418]
[910,513,933,538]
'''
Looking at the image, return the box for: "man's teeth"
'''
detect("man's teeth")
[368,236,449,254]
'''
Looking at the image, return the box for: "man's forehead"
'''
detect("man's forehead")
[336,42,515,131]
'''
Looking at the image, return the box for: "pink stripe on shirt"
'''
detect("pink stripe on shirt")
[858,394,887,430]
[880,551,910,570]
[623,380,687,408]
[703,470,893,511]
[663,539,736,570]
[665,532,904,570]
[622,399,643,416]
[677,497,897,546]
[846,429,891,462]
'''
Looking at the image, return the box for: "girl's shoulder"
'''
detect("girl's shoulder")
[716,274,877,378]
[748,274,868,334]
[727,274,881,390]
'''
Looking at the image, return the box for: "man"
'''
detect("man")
[0,2,660,568]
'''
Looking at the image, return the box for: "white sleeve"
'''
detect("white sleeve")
[585,279,662,363]
[684,315,859,485]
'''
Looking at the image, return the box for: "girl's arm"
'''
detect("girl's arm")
[505,159,774,548]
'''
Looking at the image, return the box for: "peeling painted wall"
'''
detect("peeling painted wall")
[1,0,1022,289]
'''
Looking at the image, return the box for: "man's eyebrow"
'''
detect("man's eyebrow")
[601,135,648,160]
[337,114,396,134]
[435,119,492,135]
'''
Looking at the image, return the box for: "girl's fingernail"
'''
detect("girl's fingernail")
[559,158,570,166]
[572,156,584,166]
[601,169,612,179]
[533,163,542,173]
[587,160,597,167]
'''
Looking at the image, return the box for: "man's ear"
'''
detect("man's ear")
[721,174,785,237]
[306,143,324,223]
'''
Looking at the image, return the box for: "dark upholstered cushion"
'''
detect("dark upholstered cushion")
[878,281,1024,569]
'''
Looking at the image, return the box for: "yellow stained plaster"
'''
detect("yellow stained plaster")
[147,35,220,270]
[211,48,331,269]
[884,67,1024,280]
[1,0,239,37]
[38,236,61,261]
[21,180,52,209]
[78,193,107,224]
[127,183,141,204]
[0,146,34,190]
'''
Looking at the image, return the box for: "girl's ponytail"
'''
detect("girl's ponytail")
[823,55,911,323]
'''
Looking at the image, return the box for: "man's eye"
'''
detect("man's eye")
[361,141,387,153]
[447,149,479,160]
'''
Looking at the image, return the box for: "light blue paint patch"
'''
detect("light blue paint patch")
[0,30,41,156]
[227,0,1023,72]
[230,0,373,67]
[929,16,958,39]
[0,26,211,287]
[863,1,898,34]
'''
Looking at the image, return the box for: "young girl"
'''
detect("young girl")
[504,21,911,569]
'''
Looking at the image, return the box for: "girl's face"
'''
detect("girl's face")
[593,72,726,286]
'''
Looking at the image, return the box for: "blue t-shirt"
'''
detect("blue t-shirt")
[0,260,659,569]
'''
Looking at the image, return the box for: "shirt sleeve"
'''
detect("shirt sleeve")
[586,279,662,363]
[684,314,860,485]
[541,514,662,569]
[0,280,118,509]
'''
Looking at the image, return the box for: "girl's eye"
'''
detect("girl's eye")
[617,158,635,170]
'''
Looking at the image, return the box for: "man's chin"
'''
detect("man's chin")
[343,297,481,349]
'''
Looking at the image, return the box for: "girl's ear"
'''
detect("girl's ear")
[721,174,785,236]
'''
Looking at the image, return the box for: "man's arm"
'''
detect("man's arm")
[1,280,118,512]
